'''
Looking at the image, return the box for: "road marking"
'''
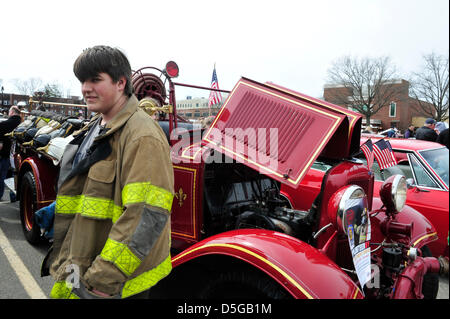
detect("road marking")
[0,217,21,224]
[0,226,48,299]
[0,202,19,209]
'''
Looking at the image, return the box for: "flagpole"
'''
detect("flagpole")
[208,63,223,118]
[209,63,215,117]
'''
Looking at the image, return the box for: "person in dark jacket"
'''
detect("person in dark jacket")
[386,128,396,138]
[0,105,22,200]
[404,125,415,139]
[415,118,438,142]
[436,128,449,149]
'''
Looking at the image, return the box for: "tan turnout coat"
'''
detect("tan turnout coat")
[44,95,174,298]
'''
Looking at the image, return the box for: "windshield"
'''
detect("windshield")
[419,147,449,187]
[357,155,413,182]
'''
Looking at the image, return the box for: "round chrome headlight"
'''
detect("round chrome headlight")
[336,185,367,235]
[380,174,407,214]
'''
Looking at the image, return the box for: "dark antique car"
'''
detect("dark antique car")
[10,62,447,299]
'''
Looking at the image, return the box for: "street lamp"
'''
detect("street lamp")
[1,86,4,110]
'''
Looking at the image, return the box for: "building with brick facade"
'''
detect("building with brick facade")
[1,91,87,118]
[176,94,228,120]
[1,89,227,122]
[323,79,438,133]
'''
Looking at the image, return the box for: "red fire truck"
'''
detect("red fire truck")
[12,62,447,299]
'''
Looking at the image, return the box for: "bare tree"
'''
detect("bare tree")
[11,77,44,96]
[43,82,64,98]
[326,55,403,126]
[409,53,449,121]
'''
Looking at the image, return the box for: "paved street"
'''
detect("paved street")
[0,198,53,299]
[0,195,448,299]
[440,276,449,299]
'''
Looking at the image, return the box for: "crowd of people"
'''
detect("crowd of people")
[407,118,449,148]
[362,117,449,149]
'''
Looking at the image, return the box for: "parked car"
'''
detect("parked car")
[363,136,448,258]
[282,135,449,258]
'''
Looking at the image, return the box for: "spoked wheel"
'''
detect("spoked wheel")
[197,266,291,299]
[19,171,41,244]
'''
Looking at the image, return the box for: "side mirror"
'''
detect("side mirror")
[406,178,415,189]
[405,178,430,193]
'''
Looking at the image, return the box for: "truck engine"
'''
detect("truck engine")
[202,157,315,242]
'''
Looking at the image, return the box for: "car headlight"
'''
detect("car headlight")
[328,185,367,235]
[379,174,407,214]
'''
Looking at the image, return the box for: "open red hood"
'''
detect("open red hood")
[202,77,361,189]
[265,82,363,156]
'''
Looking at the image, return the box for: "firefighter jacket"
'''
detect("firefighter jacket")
[44,95,174,298]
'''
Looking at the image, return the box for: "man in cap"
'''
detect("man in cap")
[415,118,438,142]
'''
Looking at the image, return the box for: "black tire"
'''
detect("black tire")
[422,245,439,299]
[19,171,41,245]
[197,266,291,299]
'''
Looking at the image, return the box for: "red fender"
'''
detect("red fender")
[19,155,57,209]
[172,229,363,299]
[370,198,438,249]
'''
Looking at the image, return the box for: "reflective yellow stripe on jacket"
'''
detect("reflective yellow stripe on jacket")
[50,281,80,299]
[100,238,141,276]
[56,195,123,223]
[51,182,173,298]
[122,182,173,210]
[50,255,172,299]
[55,182,173,222]
[121,254,172,298]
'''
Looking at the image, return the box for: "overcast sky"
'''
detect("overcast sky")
[0,0,448,101]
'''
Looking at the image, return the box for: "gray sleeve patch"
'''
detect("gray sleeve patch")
[129,207,169,259]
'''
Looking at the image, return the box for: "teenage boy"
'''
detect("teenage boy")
[43,45,174,299]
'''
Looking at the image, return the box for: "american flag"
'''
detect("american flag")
[360,139,374,170]
[373,139,398,170]
[208,66,223,108]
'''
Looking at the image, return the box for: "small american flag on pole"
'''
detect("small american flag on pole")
[373,139,398,170]
[360,139,374,170]
[208,65,223,108]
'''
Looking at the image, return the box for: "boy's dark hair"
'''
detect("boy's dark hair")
[73,45,133,97]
